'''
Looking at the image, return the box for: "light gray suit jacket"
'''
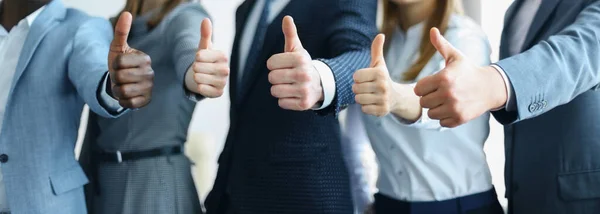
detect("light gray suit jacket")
[492,0,600,213]
[0,1,121,213]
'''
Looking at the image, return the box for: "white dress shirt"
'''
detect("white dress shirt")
[238,0,336,109]
[359,15,494,202]
[0,6,119,211]
[493,0,542,111]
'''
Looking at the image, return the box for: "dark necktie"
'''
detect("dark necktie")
[239,0,273,98]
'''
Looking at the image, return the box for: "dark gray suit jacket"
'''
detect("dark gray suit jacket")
[492,0,600,213]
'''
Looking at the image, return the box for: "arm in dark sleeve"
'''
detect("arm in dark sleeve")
[315,0,378,116]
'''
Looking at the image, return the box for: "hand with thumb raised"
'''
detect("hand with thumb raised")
[189,18,230,98]
[267,16,323,111]
[352,34,398,117]
[414,27,507,128]
[108,12,154,109]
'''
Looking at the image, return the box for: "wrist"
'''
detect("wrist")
[389,83,421,122]
[484,65,508,110]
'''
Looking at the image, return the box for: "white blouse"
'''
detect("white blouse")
[347,14,494,202]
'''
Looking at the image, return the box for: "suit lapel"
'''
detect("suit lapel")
[500,0,523,59]
[10,0,66,94]
[522,0,561,50]
[231,0,256,107]
[237,1,294,106]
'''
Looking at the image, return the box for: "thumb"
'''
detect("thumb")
[282,16,303,52]
[111,12,133,52]
[430,27,460,63]
[370,34,386,68]
[198,18,213,50]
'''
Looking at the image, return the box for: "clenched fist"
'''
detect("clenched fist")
[267,16,323,111]
[353,34,398,117]
[190,18,229,98]
[108,12,154,108]
[414,28,507,127]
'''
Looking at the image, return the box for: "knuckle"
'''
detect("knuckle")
[142,54,152,66]
[299,87,310,97]
[220,65,230,76]
[295,71,311,82]
[299,99,312,109]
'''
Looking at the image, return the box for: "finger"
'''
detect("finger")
[353,68,382,83]
[419,90,446,109]
[119,96,150,109]
[266,52,305,70]
[193,61,230,76]
[197,84,224,98]
[430,27,460,63]
[195,49,228,63]
[427,106,452,121]
[352,82,385,95]
[414,74,440,97]
[282,16,303,52]
[361,105,388,117]
[440,118,460,128]
[355,94,385,105]
[199,18,213,50]
[370,34,386,67]
[112,68,154,84]
[194,73,227,89]
[278,98,312,111]
[113,52,152,70]
[111,12,133,52]
[268,69,297,84]
[270,84,301,98]
[112,81,153,99]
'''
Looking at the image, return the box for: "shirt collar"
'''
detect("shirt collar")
[25,6,46,27]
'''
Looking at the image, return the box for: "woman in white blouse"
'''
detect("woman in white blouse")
[349,0,503,213]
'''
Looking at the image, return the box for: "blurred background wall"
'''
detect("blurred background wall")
[58,0,516,208]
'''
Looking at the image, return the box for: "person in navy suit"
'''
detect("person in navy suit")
[204,0,377,213]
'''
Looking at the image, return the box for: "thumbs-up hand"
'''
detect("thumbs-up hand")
[414,28,507,128]
[267,16,323,111]
[352,34,398,117]
[191,18,230,98]
[108,12,154,109]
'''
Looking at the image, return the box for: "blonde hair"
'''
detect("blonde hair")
[381,0,463,81]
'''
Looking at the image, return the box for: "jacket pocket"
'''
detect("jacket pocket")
[558,169,600,201]
[49,164,89,195]
[269,142,329,163]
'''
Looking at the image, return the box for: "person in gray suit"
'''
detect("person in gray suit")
[0,0,154,213]
[80,0,228,214]
[413,0,600,213]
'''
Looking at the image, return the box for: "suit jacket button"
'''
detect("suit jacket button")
[528,103,537,113]
[0,154,8,163]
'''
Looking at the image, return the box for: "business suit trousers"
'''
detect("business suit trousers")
[374,188,504,214]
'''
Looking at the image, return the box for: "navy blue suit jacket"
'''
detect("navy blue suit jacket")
[205,0,377,213]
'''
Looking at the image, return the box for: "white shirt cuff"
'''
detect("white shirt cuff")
[311,60,336,110]
[490,64,515,111]
[100,73,125,113]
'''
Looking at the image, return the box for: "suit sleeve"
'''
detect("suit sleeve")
[165,7,210,102]
[315,0,378,116]
[493,1,600,124]
[68,18,125,118]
